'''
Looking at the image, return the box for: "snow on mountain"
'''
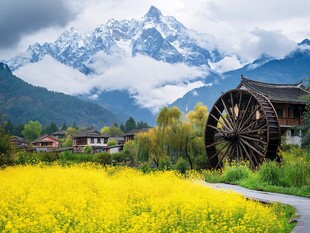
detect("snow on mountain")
[6,6,223,74]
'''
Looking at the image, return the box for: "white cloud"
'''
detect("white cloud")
[14,54,208,112]
[209,55,243,73]
[15,56,94,95]
[237,29,296,61]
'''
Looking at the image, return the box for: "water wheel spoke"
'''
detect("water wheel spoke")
[243,128,267,134]
[230,92,237,125]
[206,123,222,132]
[209,141,229,160]
[215,142,233,168]
[239,105,261,132]
[239,139,256,168]
[214,105,234,131]
[240,138,265,158]
[220,97,236,130]
[238,95,253,131]
[239,119,267,134]
[205,139,227,148]
[235,92,243,124]
[240,135,268,145]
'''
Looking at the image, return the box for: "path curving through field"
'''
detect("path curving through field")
[205,183,310,233]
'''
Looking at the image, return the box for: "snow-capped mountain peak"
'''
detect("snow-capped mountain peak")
[6,6,223,73]
[144,6,163,22]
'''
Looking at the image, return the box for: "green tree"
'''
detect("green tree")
[61,123,68,130]
[62,138,73,147]
[186,102,208,137]
[107,139,118,146]
[0,116,12,166]
[72,122,79,130]
[120,124,125,132]
[13,123,25,137]
[110,125,123,136]
[22,121,42,142]
[42,122,58,135]
[301,81,310,148]
[136,121,150,129]
[4,120,14,135]
[100,126,111,135]
[125,117,136,132]
[66,127,79,137]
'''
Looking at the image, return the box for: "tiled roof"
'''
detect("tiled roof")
[124,128,150,136]
[237,76,310,104]
[31,135,58,143]
[73,130,110,138]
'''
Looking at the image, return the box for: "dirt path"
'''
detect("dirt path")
[205,182,310,233]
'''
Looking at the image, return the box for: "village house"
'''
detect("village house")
[31,135,59,151]
[237,77,309,146]
[124,128,150,143]
[10,136,29,150]
[72,130,123,153]
[52,130,66,140]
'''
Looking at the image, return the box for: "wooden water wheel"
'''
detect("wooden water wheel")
[205,89,281,168]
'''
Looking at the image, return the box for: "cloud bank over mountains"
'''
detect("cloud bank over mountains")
[15,55,207,112]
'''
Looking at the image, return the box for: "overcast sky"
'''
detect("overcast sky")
[2,0,310,112]
[1,0,310,60]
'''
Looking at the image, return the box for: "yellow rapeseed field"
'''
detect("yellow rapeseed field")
[0,164,290,232]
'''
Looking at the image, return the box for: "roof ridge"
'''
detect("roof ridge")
[241,76,305,88]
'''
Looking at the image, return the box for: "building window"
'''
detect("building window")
[293,107,300,118]
[90,138,94,144]
[104,138,108,144]
[97,138,101,143]
[275,108,283,117]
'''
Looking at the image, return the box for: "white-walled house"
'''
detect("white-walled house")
[72,130,123,153]
[72,130,109,152]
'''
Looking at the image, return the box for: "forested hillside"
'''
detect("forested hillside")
[0,63,117,128]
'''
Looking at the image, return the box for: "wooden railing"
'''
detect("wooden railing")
[278,117,303,126]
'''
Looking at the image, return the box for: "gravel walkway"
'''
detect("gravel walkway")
[205,182,310,233]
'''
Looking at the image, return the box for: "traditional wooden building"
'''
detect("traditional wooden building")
[124,128,150,143]
[72,130,110,152]
[31,135,59,151]
[237,77,309,145]
[205,76,309,169]
[10,136,29,149]
[52,130,66,140]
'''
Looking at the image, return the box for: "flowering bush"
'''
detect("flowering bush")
[0,164,290,232]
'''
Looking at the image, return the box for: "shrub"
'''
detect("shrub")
[93,152,112,165]
[112,152,126,163]
[84,146,93,154]
[204,169,223,183]
[281,148,310,187]
[41,152,59,163]
[257,161,281,186]
[107,139,118,146]
[175,158,190,174]
[140,163,152,173]
[159,156,172,170]
[0,132,13,166]
[16,151,42,165]
[222,164,251,183]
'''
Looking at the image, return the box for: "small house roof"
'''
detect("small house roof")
[31,135,58,144]
[73,130,110,138]
[124,128,150,136]
[52,130,66,135]
[237,76,310,104]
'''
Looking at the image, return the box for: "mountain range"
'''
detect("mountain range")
[2,6,310,126]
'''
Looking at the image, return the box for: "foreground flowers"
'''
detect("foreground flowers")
[0,164,291,232]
